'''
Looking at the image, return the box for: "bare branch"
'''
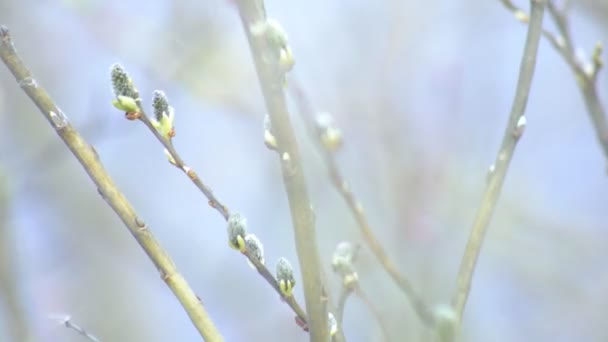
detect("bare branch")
[290,82,434,327]
[232,1,332,340]
[122,75,309,328]
[0,26,223,342]
[501,0,608,166]
[452,0,546,322]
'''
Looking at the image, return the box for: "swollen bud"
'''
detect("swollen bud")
[276,257,296,297]
[227,213,247,252]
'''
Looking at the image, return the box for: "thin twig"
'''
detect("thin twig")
[0,26,223,342]
[132,79,308,329]
[0,171,31,342]
[501,0,608,165]
[452,0,546,321]
[50,314,101,342]
[335,285,354,326]
[139,115,230,220]
[290,82,435,327]
[233,1,332,341]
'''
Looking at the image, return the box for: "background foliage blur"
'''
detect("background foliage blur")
[1,0,607,341]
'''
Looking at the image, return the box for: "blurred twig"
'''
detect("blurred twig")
[290,82,435,328]
[50,314,101,342]
[452,0,546,323]
[331,242,390,341]
[0,26,223,342]
[233,1,332,341]
[501,0,608,166]
[335,285,354,326]
[0,170,31,342]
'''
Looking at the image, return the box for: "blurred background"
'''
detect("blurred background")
[1,0,607,341]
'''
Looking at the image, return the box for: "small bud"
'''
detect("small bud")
[250,19,294,76]
[315,112,343,152]
[264,114,278,151]
[278,46,295,73]
[276,257,296,297]
[251,19,288,47]
[332,241,359,286]
[486,163,495,183]
[151,90,175,139]
[244,234,265,266]
[514,10,528,23]
[227,213,247,252]
[433,304,459,342]
[328,312,338,337]
[332,242,358,267]
[513,115,526,138]
[343,272,359,289]
[110,63,139,114]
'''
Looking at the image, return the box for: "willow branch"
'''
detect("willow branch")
[0,26,223,342]
[138,114,230,220]
[133,84,308,329]
[233,2,330,341]
[290,82,434,327]
[452,0,545,321]
[501,0,608,165]
[335,285,354,326]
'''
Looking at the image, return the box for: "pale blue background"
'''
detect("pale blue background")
[1,0,607,341]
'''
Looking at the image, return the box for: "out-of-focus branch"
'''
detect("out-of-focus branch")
[501,0,608,165]
[50,314,101,342]
[232,2,331,341]
[331,242,389,341]
[290,82,434,328]
[452,0,545,322]
[0,26,223,342]
[0,171,31,342]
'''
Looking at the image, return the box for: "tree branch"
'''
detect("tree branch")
[0,26,223,342]
[290,82,434,327]
[127,76,309,329]
[452,0,546,322]
[501,0,608,166]
[232,2,330,340]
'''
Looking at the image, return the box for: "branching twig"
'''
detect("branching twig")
[501,0,608,165]
[0,26,223,342]
[290,82,435,327]
[331,242,390,341]
[452,0,546,322]
[232,1,331,341]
